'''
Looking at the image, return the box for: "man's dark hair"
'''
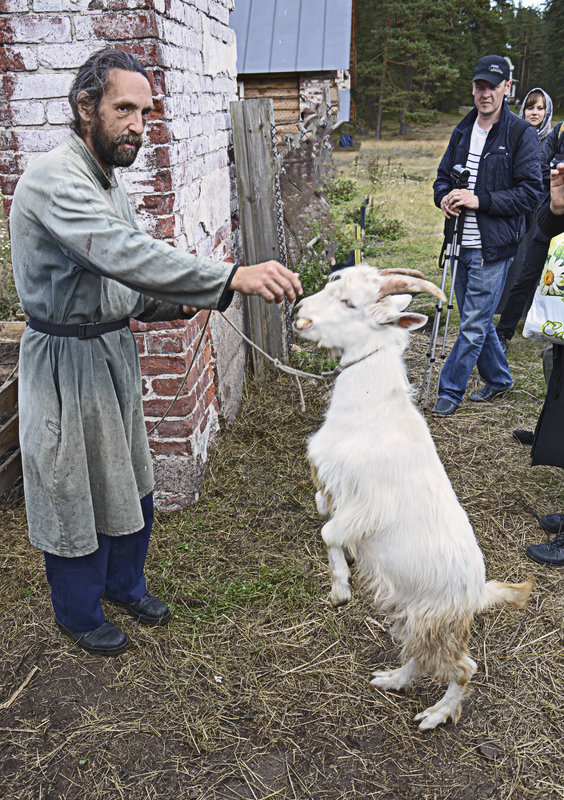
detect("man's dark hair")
[68,47,150,134]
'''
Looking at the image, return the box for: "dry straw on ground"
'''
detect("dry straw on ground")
[1,325,563,799]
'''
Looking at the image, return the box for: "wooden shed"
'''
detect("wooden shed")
[230,0,354,141]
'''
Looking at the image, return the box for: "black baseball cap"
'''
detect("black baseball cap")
[471,55,510,85]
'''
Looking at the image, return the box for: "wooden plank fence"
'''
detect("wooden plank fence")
[231,98,289,378]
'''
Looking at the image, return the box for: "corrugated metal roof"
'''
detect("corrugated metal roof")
[230,0,353,75]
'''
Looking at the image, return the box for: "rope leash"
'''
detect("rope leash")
[147,310,213,435]
[218,310,338,413]
[148,308,337,433]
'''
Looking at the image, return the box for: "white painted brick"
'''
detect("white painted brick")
[184,4,202,31]
[46,99,72,124]
[193,135,209,156]
[32,0,90,10]
[0,0,29,10]
[2,45,39,70]
[10,101,47,125]
[170,117,191,141]
[15,128,67,151]
[7,15,73,44]
[9,71,72,101]
[190,115,203,137]
[36,42,92,69]
[207,0,230,24]
[73,16,95,40]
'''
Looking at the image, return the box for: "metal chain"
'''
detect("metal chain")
[270,122,289,268]
[270,121,293,357]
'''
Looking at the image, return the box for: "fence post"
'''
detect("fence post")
[230,98,288,378]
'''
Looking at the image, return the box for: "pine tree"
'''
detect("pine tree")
[541,0,564,110]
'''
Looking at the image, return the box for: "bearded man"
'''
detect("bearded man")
[9,47,302,656]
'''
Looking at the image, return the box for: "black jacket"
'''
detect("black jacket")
[433,103,543,262]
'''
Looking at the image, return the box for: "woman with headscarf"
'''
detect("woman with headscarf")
[521,87,553,142]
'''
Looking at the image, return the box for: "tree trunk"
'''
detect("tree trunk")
[399,63,413,136]
[375,12,390,139]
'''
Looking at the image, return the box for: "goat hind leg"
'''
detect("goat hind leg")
[315,490,331,521]
[414,655,477,731]
[326,545,352,607]
[370,657,420,692]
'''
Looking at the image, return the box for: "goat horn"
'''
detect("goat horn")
[377,275,446,302]
[379,268,427,279]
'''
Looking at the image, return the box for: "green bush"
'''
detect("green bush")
[297,257,332,298]
[346,206,404,241]
[325,177,357,203]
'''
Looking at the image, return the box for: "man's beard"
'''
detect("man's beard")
[90,113,142,168]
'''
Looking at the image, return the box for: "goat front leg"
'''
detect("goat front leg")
[414,655,477,731]
[322,519,352,607]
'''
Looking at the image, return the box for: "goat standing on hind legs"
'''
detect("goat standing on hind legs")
[294,265,534,731]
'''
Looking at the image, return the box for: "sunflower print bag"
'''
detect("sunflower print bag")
[523,232,564,343]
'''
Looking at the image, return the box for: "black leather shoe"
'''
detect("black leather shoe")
[512,429,534,445]
[526,535,564,567]
[539,513,564,534]
[105,592,171,626]
[56,620,129,655]
[496,331,508,353]
[431,398,458,416]
[469,383,513,402]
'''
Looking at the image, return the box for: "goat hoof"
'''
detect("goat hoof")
[330,586,351,607]
[414,701,462,731]
[370,666,416,692]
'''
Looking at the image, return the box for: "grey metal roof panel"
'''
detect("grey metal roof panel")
[231,0,353,75]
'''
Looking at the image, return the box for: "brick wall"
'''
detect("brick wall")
[0,0,247,510]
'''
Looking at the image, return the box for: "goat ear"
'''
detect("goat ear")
[392,312,428,330]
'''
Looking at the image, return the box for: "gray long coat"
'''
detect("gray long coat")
[10,133,236,556]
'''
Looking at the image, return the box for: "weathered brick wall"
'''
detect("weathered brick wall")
[0,0,247,510]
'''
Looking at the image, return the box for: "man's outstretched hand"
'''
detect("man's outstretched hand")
[550,161,564,217]
[230,261,303,303]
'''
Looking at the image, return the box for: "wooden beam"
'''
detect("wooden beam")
[231,98,289,378]
[0,410,19,456]
[0,321,26,343]
[0,448,22,498]
[0,375,18,417]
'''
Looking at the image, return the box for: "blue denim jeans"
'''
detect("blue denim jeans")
[438,248,514,405]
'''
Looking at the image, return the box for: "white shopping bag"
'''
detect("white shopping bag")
[523,232,564,343]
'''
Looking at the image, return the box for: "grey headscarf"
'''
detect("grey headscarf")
[519,87,553,142]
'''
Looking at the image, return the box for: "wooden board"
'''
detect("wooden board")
[231,98,288,376]
[0,321,26,343]
[0,410,19,456]
[0,447,22,498]
[0,374,17,417]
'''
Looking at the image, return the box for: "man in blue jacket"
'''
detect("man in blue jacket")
[432,55,542,416]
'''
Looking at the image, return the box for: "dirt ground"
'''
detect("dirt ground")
[1,319,563,799]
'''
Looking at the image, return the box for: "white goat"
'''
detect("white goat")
[294,265,533,731]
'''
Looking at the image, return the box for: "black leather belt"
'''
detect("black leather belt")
[27,317,130,339]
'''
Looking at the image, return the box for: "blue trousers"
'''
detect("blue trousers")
[44,493,154,631]
[438,248,514,404]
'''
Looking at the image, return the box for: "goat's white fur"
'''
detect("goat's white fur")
[294,265,533,731]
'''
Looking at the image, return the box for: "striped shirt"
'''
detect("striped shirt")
[461,122,488,248]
